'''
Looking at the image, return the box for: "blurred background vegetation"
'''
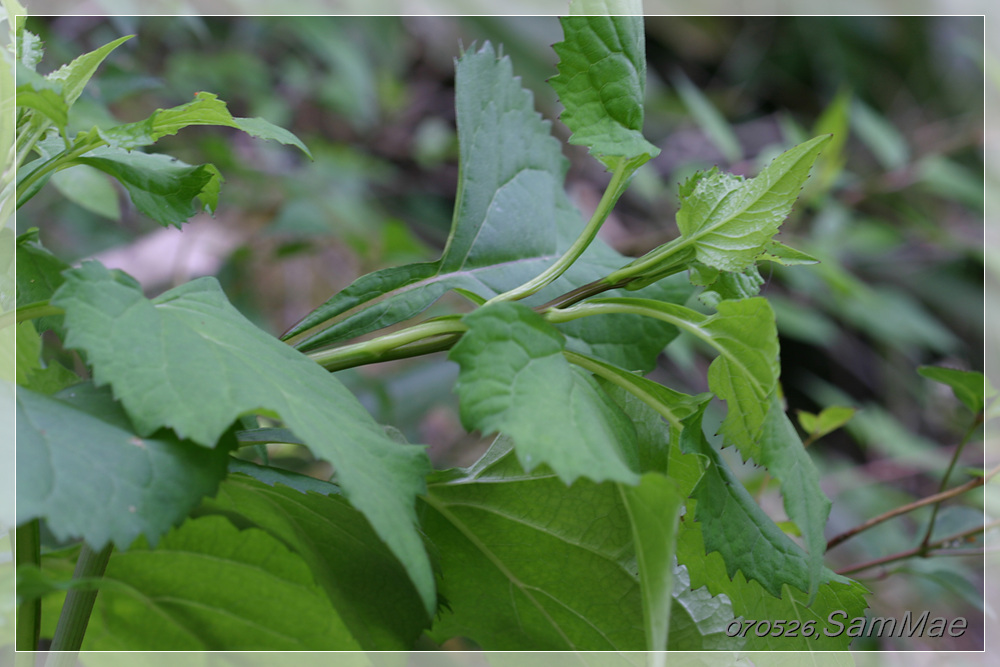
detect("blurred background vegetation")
[19,15,986,650]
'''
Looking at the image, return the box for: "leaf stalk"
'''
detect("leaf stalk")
[486,158,634,305]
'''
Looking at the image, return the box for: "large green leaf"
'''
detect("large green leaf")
[448,301,638,485]
[668,428,869,651]
[552,296,779,458]
[282,42,684,371]
[196,474,429,648]
[16,383,231,549]
[550,8,660,169]
[82,516,360,650]
[424,437,719,651]
[50,262,436,614]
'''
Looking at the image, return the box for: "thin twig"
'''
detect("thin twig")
[920,412,985,550]
[826,463,998,551]
[836,520,1000,576]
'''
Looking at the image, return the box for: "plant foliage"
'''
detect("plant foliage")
[26,7,984,655]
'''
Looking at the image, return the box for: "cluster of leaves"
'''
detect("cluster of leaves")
[9,6,987,655]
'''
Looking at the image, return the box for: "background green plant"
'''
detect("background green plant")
[6,10,988,654]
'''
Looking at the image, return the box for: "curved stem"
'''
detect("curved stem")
[307,318,467,371]
[563,349,684,430]
[0,301,65,330]
[486,159,632,305]
[919,412,984,550]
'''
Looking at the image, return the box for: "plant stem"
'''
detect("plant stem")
[603,235,695,286]
[485,159,633,305]
[563,349,684,430]
[0,300,66,331]
[535,276,630,311]
[49,541,114,653]
[307,319,467,371]
[836,520,998,576]
[826,463,997,551]
[919,412,984,551]
[15,521,41,652]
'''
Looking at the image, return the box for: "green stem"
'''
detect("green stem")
[604,235,695,286]
[0,301,65,330]
[49,541,114,653]
[547,298,709,344]
[485,159,633,305]
[16,137,104,209]
[919,412,985,551]
[15,521,41,652]
[307,319,467,371]
[563,349,684,430]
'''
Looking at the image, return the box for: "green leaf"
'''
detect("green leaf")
[620,472,685,652]
[15,321,78,394]
[675,136,830,272]
[425,436,731,651]
[757,240,821,266]
[550,11,660,169]
[16,383,232,549]
[45,35,132,108]
[668,562,741,650]
[74,148,221,227]
[797,405,856,441]
[283,42,684,369]
[758,394,831,603]
[16,85,67,128]
[448,302,638,485]
[679,403,812,598]
[51,165,120,220]
[670,429,869,651]
[918,366,992,415]
[811,88,851,194]
[696,264,765,309]
[82,516,361,650]
[197,475,429,648]
[99,91,311,157]
[50,262,436,614]
[14,230,69,337]
[423,438,645,650]
[15,24,44,69]
[610,137,830,287]
[15,228,69,308]
[554,297,779,459]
